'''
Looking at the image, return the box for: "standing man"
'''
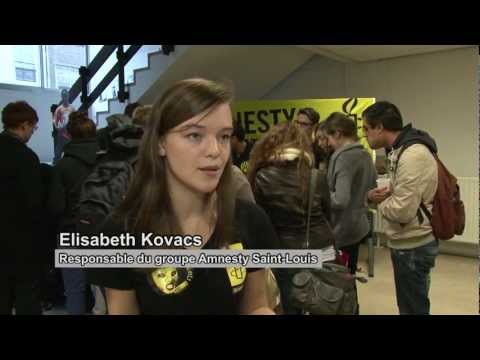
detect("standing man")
[50,104,59,162]
[295,108,321,167]
[53,89,75,164]
[363,101,439,315]
[0,101,44,315]
[231,122,254,174]
[295,107,320,135]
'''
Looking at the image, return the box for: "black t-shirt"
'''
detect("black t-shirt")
[232,141,254,174]
[88,199,279,315]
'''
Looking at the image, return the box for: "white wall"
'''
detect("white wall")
[263,55,347,100]
[0,84,81,164]
[139,45,314,104]
[345,47,478,179]
[266,47,478,179]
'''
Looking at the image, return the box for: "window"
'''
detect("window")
[0,45,41,86]
[0,45,87,89]
[15,62,36,82]
[44,45,87,89]
[13,46,40,86]
[55,64,79,89]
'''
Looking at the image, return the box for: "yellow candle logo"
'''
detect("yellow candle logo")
[150,267,193,295]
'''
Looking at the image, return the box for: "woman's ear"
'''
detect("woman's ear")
[159,141,166,157]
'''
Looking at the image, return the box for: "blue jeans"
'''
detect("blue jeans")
[62,268,88,315]
[390,240,439,315]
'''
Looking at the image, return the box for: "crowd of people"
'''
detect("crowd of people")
[0,78,441,315]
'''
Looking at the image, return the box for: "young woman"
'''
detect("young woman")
[248,122,335,314]
[88,78,277,315]
[323,112,377,275]
[312,121,333,170]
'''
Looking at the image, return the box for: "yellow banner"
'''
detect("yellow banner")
[233,98,375,152]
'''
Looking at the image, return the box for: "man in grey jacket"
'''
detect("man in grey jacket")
[363,101,439,315]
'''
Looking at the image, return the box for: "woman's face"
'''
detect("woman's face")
[161,103,233,195]
[316,129,330,153]
[326,131,343,151]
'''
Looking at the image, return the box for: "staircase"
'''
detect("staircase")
[93,45,191,127]
[92,45,316,126]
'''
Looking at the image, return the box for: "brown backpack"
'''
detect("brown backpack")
[395,145,465,240]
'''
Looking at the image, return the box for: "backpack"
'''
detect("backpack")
[56,154,96,232]
[395,144,465,240]
[73,157,135,236]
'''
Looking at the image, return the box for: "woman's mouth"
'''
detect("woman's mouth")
[199,166,221,176]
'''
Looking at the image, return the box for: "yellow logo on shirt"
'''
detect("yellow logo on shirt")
[150,267,193,295]
[226,242,247,292]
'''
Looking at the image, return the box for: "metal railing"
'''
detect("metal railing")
[63,45,175,113]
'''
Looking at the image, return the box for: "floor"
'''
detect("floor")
[356,244,479,315]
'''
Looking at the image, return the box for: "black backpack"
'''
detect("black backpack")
[73,157,135,236]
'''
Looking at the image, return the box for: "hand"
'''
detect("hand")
[368,187,391,204]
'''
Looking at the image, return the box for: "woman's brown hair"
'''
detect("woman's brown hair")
[67,111,96,139]
[323,112,359,141]
[115,78,234,249]
[247,121,313,196]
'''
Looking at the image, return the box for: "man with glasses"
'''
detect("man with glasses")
[295,107,320,133]
[0,101,44,315]
[295,108,321,168]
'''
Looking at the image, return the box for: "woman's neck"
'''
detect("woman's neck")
[167,178,217,241]
[337,137,356,149]
[170,186,213,220]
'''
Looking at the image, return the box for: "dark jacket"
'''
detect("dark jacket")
[327,142,377,248]
[100,124,143,162]
[0,131,43,273]
[252,149,334,250]
[391,124,438,153]
[48,138,99,230]
[96,114,133,152]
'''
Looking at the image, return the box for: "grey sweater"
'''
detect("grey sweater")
[327,142,377,248]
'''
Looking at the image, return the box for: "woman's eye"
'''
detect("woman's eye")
[187,133,202,141]
[220,134,231,142]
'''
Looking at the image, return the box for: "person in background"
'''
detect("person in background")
[38,162,64,312]
[231,121,254,174]
[124,102,142,118]
[323,112,377,276]
[53,89,76,165]
[132,105,153,128]
[50,104,59,161]
[312,121,333,170]
[48,111,99,315]
[96,113,133,152]
[295,107,320,136]
[0,101,43,315]
[248,122,335,314]
[363,101,439,315]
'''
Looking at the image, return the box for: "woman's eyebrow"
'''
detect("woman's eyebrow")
[177,124,206,131]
